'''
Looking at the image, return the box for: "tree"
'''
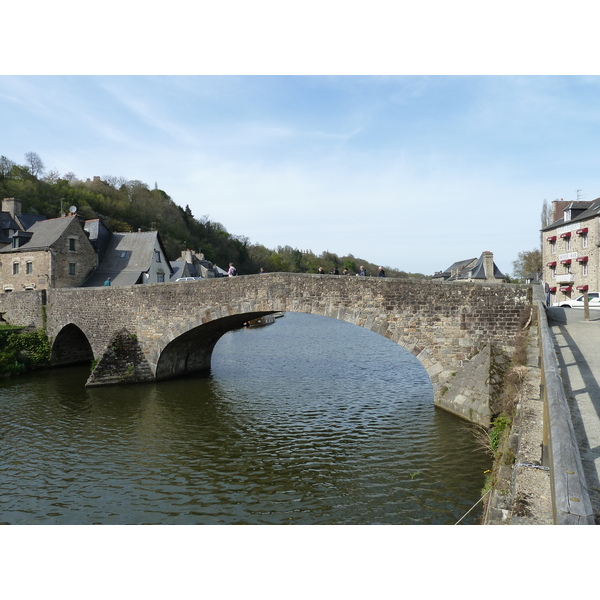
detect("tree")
[24,152,44,177]
[513,249,542,281]
[0,155,15,177]
[541,199,552,229]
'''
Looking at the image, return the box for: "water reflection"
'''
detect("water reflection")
[0,312,490,524]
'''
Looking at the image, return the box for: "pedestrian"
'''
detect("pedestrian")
[332,266,339,275]
[378,266,386,277]
[104,277,111,286]
[317,266,325,275]
[228,263,237,277]
[343,268,349,275]
[358,266,366,276]
[544,281,550,307]
[259,267,265,274]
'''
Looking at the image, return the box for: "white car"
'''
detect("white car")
[553,292,600,308]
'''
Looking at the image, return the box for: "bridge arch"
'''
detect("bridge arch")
[155,311,275,381]
[151,305,441,386]
[51,323,94,366]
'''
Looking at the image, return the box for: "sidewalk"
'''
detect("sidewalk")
[547,306,600,522]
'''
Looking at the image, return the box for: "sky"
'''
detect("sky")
[3,3,600,278]
[5,74,600,276]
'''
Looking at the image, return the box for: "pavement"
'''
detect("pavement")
[546,306,600,521]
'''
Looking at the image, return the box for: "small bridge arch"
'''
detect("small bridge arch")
[51,323,94,367]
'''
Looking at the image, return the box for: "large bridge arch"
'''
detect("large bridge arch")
[150,300,443,385]
[154,311,275,381]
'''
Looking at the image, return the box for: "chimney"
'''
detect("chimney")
[482,251,495,280]
[2,197,22,218]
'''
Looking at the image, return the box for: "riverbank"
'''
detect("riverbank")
[483,306,553,524]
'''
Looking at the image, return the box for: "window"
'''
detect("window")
[154,250,161,263]
[26,261,33,274]
[565,238,571,251]
[583,262,589,276]
[583,234,588,248]
[157,273,165,283]
[69,238,76,251]
[12,262,19,275]
[69,262,76,275]
[551,243,556,255]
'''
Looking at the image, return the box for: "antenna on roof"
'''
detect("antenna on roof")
[577,189,584,201]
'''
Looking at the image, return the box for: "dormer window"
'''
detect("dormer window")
[69,237,76,251]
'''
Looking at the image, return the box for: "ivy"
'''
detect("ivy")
[0,330,51,375]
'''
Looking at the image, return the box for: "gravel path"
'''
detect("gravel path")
[547,306,600,522]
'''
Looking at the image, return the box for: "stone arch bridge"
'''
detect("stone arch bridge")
[0,273,531,424]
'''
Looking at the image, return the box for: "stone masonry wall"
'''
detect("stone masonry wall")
[0,289,46,329]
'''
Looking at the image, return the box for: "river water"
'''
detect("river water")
[0,312,490,525]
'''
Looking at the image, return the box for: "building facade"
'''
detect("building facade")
[0,215,97,292]
[541,199,600,303]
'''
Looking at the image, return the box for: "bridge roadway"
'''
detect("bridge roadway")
[1,273,531,421]
[547,306,600,521]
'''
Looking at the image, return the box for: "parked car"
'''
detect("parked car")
[553,292,600,308]
[175,277,203,282]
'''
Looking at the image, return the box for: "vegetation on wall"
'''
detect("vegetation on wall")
[0,328,51,376]
[0,152,427,278]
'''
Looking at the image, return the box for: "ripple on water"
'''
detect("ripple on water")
[0,312,490,524]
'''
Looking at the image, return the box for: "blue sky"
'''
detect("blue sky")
[2,74,600,275]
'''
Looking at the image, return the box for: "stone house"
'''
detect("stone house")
[0,214,97,292]
[170,249,219,280]
[433,251,506,282]
[541,198,600,303]
[82,230,173,287]
[0,197,176,291]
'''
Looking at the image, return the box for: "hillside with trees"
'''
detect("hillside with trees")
[0,152,427,278]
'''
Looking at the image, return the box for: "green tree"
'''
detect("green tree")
[513,249,541,281]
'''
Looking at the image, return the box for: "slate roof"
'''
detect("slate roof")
[435,257,477,279]
[436,253,505,281]
[170,260,188,280]
[15,213,47,231]
[84,219,113,261]
[542,198,600,231]
[0,211,20,245]
[457,252,506,280]
[82,230,172,287]
[0,215,77,253]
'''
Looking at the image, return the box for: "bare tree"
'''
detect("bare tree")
[43,169,61,184]
[0,155,16,176]
[24,151,45,177]
[541,199,552,228]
